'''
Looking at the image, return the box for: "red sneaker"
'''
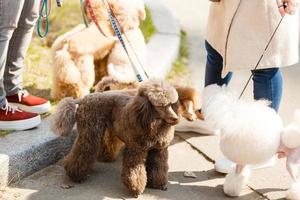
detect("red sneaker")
[6,90,51,114]
[0,103,41,130]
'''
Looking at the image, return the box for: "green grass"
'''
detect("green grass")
[140,7,156,43]
[0,130,11,137]
[167,31,189,81]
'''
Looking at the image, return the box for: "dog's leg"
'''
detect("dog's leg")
[64,126,104,182]
[146,148,168,191]
[223,164,250,197]
[286,152,300,200]
[122,147,147,197]
[97,129,124,162]
[77,55,95,97]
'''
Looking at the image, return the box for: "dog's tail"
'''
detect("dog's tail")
[281,110,300,149]
[50,97,79,137]
[51,24,86,52]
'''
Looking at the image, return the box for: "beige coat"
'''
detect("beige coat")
[206,0,299,75]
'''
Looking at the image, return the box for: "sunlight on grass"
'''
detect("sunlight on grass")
[0,130,11,137]
[140,7,156,43]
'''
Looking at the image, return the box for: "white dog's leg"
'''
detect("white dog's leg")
[223,164,250,197]
[286,152,300,200]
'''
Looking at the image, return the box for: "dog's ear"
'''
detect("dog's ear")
[109,0,122,13]
[135,96,156,131]
[138,8,146,21]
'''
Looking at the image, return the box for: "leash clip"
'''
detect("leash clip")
[278,2,288,9]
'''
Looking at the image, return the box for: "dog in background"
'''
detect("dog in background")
[51,79,180,197]
[201,84,300,199]
[51,0,146,100]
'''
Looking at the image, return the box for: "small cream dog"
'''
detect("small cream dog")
[201,84,300,199]
[51,0,146,100]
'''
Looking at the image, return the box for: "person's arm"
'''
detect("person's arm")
[276,0,299,16]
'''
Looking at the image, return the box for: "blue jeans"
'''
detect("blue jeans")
[205,41,282,112]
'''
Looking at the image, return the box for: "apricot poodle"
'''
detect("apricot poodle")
[51,0,146,100]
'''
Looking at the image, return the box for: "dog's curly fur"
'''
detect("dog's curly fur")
[51,0,146,100]
[51,79,180,197]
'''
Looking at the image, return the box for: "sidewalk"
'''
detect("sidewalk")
[1,0,300,199]
[1,135,263,200]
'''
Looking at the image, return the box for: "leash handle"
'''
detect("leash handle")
[37,0,50,38]
[239,16,285,99]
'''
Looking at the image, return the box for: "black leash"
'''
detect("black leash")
[238,16,285,99]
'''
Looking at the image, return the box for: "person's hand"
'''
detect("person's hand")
[276,0,299,16]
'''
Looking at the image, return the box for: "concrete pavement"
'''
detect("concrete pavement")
[1,0,300,199]
[0,136,263,200]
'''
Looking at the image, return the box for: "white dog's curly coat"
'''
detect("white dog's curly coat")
[201,84,300,199]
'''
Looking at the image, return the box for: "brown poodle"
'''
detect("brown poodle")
[51,79,180,197]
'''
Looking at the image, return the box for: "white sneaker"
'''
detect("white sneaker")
[215,157,277,174]
[175,117,218,135]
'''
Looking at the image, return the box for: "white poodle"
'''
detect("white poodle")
[201,84,300,199]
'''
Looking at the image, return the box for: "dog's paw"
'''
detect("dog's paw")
[286,182,300,200]
[147,183,168,191]
[223,169,250,197]
[130,190,142,198]
[160,184,168,191]
[60,177,76,189]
